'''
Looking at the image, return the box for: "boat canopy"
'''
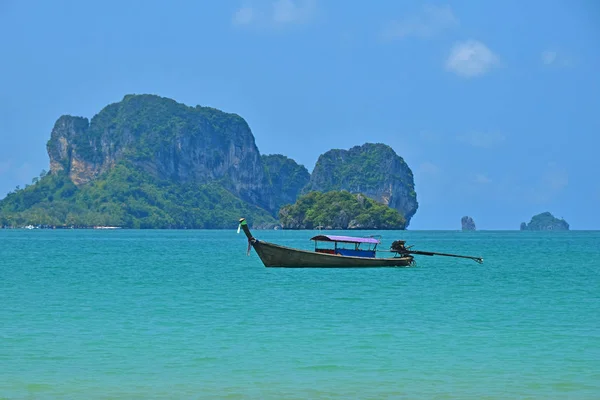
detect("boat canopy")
[310,235,380,244]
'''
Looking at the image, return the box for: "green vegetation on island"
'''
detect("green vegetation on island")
[0,94,419,229]
[278,191,407,230]
[520,212,569,231]
[0,163,276,229]
[305,143,418,226]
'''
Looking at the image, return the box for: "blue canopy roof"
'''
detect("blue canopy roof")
[310,235,380,244]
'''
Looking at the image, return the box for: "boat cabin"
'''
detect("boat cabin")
[310,235,380,258]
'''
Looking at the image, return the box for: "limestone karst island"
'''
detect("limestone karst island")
[0,94,418,229]
[461,216,476,231]
[520,212,570,231]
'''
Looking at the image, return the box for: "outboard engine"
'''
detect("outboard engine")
[391,240,409,254]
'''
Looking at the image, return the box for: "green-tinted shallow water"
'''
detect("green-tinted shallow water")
[1,229,599,399]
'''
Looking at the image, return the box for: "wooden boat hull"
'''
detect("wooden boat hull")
[252,239,413,268]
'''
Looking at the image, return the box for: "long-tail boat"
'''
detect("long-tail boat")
[238,218,483,268]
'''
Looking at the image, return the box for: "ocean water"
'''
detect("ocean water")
[1,229,599,399]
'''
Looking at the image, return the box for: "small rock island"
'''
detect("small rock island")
[461,216,476,231]
[520,212,569,231]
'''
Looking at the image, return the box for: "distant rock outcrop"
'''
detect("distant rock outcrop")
[461,216,476,231]
[520,212,569,231]
[304,143,418,227]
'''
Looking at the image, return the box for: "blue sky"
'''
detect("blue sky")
[1,0,599,229]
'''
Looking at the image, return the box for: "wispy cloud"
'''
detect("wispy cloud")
[232,7,255,25]
[457,132,505,148]
[419,131,443,144]
[419,161,441,176]
[525,162,569,204]
[232,0,316,28]
[446,40,499,77]
[474,173,491,184]
[541,49,573,67]
[382,5,458,39]
[542,162,568,191]
[541,50,557,65]
[273,0,315,24]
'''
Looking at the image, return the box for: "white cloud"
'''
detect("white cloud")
[383,5,458,39]
[446,40,499,77]
[540,49,573,67]
[474,173,491,184]
[457,132,505,148]
[541,50,557,65]
[232,7,255,25]
[232,0,316,28]
[273,0,314,24]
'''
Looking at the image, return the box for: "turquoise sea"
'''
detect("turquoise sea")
[1,229,599,399]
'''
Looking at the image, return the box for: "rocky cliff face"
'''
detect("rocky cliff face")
[47,94,275,213]
[41,96,421,227]
[461,216,476,231]
[262,154,310,212]
[47,116,97,185]
[304,143,418,226]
